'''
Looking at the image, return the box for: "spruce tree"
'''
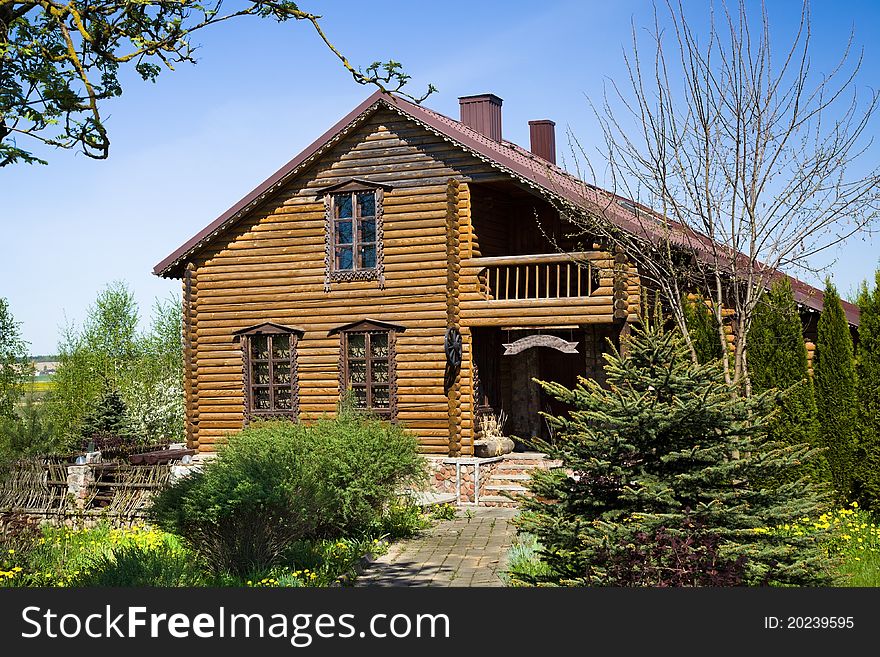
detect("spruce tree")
[80,388,129,442]
[855,268,880,510]
[814,281,859,502]
[516,321,831,587]
[682,295,723,363]
[748,279,826,484]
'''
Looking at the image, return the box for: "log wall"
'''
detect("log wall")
[186,109,499,452]
[179,106,636,453]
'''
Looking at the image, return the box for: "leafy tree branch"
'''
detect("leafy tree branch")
[0,1,434,166]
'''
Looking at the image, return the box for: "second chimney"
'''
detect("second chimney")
[459,94,503,141]
[529,120,556,164]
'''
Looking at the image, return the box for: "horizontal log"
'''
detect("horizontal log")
[467,314,616,327]
[194,282,448,300]
[196,312,447,328]
[306,157,459,180]
[467,251,610,266]
[205,235,448,257]
[195,326,448,339]
[196,262,448,279]
[462,297,613,313]
[193,404,242,414]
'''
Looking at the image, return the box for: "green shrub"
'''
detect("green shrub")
[72,542,199,587]
[504,533,551,586]
[748,279,827,486]
[814,281,859,502]
[371,499,430,540]
[854,268,880,511]
[149,405,424,576]
[0,523,182,587]
[682,294,723,363]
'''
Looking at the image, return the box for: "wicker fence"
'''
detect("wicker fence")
[0,456,175,525]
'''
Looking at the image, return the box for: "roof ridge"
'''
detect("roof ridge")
[153,90,859,326]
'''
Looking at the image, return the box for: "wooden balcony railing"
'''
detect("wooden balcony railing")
[471,252,602,301]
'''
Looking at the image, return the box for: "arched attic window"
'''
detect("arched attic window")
[317,178,393,290]
[329,319,405,420]
[233,322,304,422]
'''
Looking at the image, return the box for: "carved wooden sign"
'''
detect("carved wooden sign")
[502,335,579,356]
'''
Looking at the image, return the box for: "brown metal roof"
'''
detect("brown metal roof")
[153,91,860,326]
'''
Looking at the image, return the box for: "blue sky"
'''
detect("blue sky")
[2,0,879,355]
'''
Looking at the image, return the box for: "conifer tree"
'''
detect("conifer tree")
[80,388,129,443]
[682,295,723,363]
[516,321,831,587]
[748,279,826,484]
[814,282,859,502]
[855,268,880,510]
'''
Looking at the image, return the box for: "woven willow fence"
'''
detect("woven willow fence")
[0,457,172,522]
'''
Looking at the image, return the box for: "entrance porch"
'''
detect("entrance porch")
[470,324,621,445]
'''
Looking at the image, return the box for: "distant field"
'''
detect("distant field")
[25,380,55,393]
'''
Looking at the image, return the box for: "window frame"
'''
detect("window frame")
[320,179,391,289]
[330,319,404,420]
[234,323,304,423]
[330,190,378,272]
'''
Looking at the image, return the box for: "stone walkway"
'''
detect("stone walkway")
[356,507,518,587]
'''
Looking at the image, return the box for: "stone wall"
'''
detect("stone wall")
[424,456,503,504]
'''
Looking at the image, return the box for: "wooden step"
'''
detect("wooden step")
[488,473,532,482]
[477,495,520,507]
[484,484,528,493]
[503,452,549,459]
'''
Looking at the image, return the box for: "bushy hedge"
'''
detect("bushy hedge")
[814,282,859,502]
[149,407,424,576]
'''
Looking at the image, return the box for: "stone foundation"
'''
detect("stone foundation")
[424,456,504,505]
[422,452,562,507]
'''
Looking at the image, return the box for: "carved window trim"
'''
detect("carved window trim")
[330,319,404,420]
[233,323,304,423]
[320,179,392,291]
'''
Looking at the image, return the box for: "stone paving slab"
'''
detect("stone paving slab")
[356,507,518,587]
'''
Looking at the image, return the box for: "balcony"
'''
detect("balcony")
[461,251,616,327]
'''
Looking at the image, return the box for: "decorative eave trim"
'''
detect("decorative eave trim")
[328,318,406,336]
[315,178,394,195]
[233,322,306,340]
[153,92,395,279]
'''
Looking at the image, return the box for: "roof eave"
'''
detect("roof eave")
[153,90,396,279]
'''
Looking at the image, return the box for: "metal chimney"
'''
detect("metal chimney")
[528,120,556,164]
[459,94,503,141]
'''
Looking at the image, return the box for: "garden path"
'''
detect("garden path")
[355,507,517,587]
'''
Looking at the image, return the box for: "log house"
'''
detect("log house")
[154,91,861,455]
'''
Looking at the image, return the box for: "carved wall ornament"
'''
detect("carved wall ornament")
[502,334,580,356]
